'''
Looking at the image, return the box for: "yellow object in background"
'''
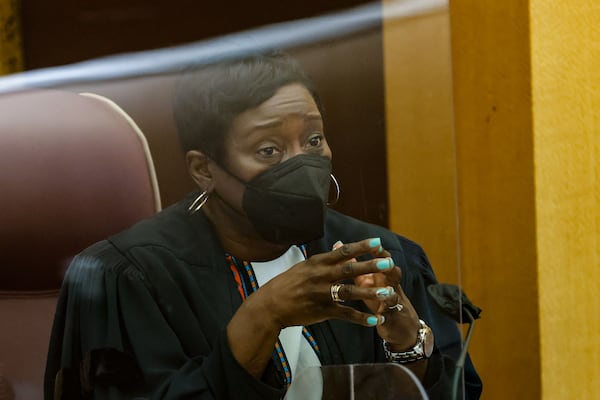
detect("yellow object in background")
[0,0,23,74]
[385,0,599,398]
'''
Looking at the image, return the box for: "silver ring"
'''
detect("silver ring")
[330,283,344,303]
[388,303,404,312]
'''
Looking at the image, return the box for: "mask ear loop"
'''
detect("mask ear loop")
[327,173,340,206]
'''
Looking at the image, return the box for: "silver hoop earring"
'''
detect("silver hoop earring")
[188,191,209,214]
[327,173,340,206]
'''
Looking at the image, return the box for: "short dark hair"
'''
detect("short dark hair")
[173,52,323,164]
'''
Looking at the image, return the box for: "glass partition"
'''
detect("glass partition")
[0,1,477,399]
[285,364,428,400]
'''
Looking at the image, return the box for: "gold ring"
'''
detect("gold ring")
[330,283,344,303]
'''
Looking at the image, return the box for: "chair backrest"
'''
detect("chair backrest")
[0,90,161,400]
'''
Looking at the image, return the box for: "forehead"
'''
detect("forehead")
[232,83,322,128]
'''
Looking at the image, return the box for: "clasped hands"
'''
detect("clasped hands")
[258,237,421,350]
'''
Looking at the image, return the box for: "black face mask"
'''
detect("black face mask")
[221,154,332,245]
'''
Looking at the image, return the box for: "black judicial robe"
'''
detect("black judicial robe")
[44,199,482,399]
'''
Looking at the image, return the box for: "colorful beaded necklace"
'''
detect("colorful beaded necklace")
[226,245,320,387]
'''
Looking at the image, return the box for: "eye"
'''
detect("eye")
[257,146,280,158]
[307,133,324,148]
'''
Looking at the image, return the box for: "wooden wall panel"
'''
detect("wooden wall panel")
[0,0,23,74]
[530,0,600,397]
[447,0,599,398]
[449,1,541,398]
[382,5,459,285]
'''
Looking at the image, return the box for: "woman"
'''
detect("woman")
[45,53,482,399]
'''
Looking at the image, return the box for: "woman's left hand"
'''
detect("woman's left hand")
[333,241,421,350]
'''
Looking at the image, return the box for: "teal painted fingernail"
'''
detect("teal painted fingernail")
[369,238,381,248]
[377,258,393,270]
[377,246,383,253]
[367,316,378,326]
[381,315,386,324]
[376,288,390,298]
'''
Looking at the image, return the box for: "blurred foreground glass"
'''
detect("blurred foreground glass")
[285,364,428,400]
[0,1,471,399]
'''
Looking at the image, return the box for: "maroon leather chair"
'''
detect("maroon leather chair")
[0,90,161,400]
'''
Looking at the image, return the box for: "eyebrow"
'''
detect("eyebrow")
[251,113,323,130]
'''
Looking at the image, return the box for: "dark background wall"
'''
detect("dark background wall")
[20,0,373,69]
[20,0,389,227]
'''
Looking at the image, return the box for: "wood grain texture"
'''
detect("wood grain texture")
[531,1,600,398]
[0,0,23,74]
[382,4,460,285]
[449,1,542,398]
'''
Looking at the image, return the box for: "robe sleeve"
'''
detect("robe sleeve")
[45,240,284,400]
[393,236,483,400]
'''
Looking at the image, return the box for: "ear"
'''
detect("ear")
[186,150,213,192]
